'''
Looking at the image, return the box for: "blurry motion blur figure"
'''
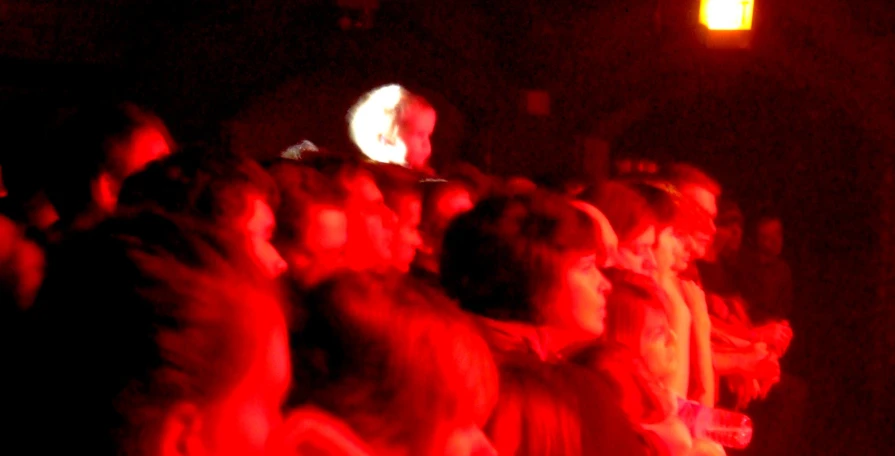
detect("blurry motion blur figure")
[442,191,654,455]
[0,215,45,312]
[372,165,425,273]
[43,102,173,238]
[118,149,287,278]
[268,160,349,289]
[288,272,498,455]
[19,212,290,456]
[348,84,437,174]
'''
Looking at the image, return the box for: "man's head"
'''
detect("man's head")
[665,163,721,260]
[754,213,784,259]
[45,102,173,224]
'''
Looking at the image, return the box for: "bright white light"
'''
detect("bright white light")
[348,84,409,166]
[701,0,754,31]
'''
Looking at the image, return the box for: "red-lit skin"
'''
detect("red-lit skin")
[284,205,348,288]
[399,106,436,171]
[679,185,718,260]
[390,196,423,273]
[239,195,288,278]
[655,226,691,276]
[158,296,291,456]
[640,305,678,382]
[343,174,395,272]
[618,226,660,276]
[542,253,613,346]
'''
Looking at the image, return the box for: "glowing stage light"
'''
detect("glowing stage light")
[700,0,754,31]
[347,84,411,166]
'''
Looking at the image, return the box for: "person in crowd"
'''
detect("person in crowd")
[289,272,498,455]
[118,149,287,278]
[581,181,659,276]
[441,190,654,455]
[317,158,397,274]
[660,165,723,407]
[268,160,349,289]
[574,272,726,456]
[412,179,475,284]
[19,211,291,456]
[738,212,794,325]
[373,167,425,273]
[43,102,173,239]
[348,85,437,174]
[572,197,621,269]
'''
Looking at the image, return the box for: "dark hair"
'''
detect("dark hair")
[118,148,278,224]
[294,272,497,453]
[485,361,583,456]
[267,161,346,249]
[441,191,601,323]
[21,211,279,455]
[603,271,667,354]
[580,181,656,245]
[44,102,170,220]
[633,181,710,235]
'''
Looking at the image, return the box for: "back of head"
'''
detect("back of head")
[603,271,665,353]
[580,181,656,245]
[119,147,278,223]
[440,191,601,323]
[296,272,498,453]
[485,361,582,456]
[45,102,170,221]
[23,211,277,454]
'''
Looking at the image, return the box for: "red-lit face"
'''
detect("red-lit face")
[344,175,395,270]
[545,253,612,339]
[399,107,436,170]
[618,226,658,276]
[288,205,348,288]
[202,301,291,456]
[391,197,423,273]
[756,219,784,258]
[680,185,718,260]
[241,196,287,278]
[655,226,690,274]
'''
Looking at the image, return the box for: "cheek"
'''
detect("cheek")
[210,402,279,456]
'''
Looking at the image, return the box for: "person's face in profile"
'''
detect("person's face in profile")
[344,174,395,269]
[399,106,436,170]
[241,195,287,278]
[545,252,613,340]
[680,185,718,260]
[640,305,677,382]
[618,226,658,276]
[655,226,690,275]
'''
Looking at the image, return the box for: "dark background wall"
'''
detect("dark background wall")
[2,1,894,453]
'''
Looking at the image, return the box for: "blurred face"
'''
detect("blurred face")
[391,197,423,272]
[654,226,690,275]
[713,222,743,258]
[11,238,45,310]
[202,302,291,456]
[400,107,436,170]
[545,253,613,339]
[756,219,784,258]
[344,174,395,270]
[639,306,677,382]
[242,196,287,278]
[618,226,658,276]
[680,185,718,260]
[287,205,348,288]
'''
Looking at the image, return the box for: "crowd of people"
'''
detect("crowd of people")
[0,86,804,455]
